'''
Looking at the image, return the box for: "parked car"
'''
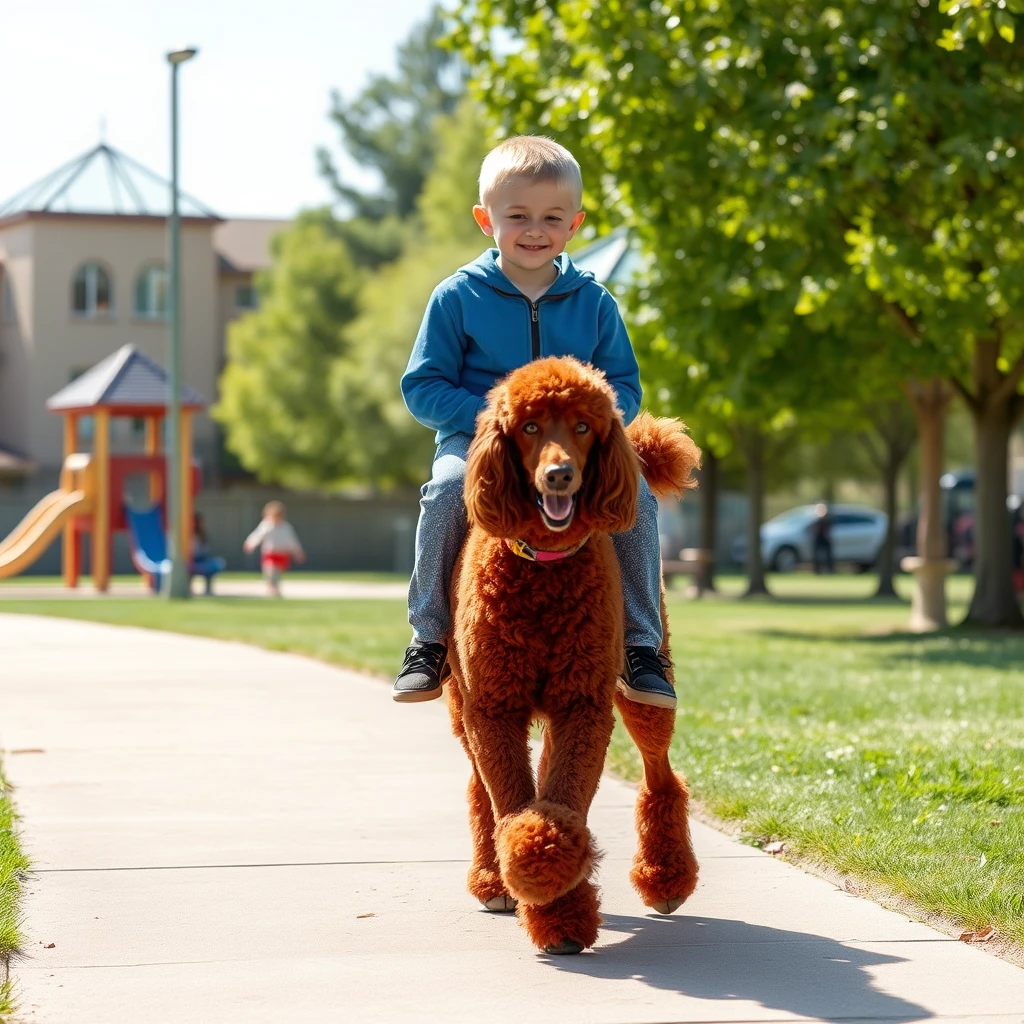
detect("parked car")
[731,503,888,573]
[895,469,976,569]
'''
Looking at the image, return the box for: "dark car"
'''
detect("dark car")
[896,469,976,569]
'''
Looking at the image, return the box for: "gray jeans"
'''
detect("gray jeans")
[408,432,663,649]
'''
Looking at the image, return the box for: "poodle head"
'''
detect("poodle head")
[465,357,639,546]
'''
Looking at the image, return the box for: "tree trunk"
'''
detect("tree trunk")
[915,386,948,563]
[875,455,900,598]
[903,380,955,631]
[862,395,916,600]
[963,340,1024,627]
[697,448,718,593]
[739,427,769,597]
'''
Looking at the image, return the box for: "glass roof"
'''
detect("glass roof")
[572,227,648,288]
[0,143,218,219]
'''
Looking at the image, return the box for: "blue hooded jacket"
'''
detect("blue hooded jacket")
[401,249,642,441]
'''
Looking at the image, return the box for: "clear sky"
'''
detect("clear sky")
[0,0,438,218]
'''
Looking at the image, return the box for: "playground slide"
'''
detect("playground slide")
[0,490,90,579]
[124,504,172,587]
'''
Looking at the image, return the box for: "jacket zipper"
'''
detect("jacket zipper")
[494,288,570,361]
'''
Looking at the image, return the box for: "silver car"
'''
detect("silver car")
[731,504,889,573]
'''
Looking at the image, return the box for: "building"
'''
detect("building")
[0,142,287,483]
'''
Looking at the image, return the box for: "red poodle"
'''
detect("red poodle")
[445,355,701,955]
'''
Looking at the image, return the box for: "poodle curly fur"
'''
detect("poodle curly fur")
[447,356,701,953]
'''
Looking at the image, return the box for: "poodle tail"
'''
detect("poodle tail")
[626,411,701,499]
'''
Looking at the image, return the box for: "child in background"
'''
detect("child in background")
[244,501,305,597]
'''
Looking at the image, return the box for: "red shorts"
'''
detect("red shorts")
[262,553,291,571]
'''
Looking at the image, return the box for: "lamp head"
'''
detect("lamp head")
[166,48,198,65]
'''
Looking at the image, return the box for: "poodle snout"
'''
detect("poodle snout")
[542,462,575,491]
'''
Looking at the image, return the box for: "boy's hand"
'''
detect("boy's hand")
[296,551,307,564]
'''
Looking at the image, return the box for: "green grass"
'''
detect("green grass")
[2,573,1022,949]
[0,570,409,588]
[1,760,30,1019]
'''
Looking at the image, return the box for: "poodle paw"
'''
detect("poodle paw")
[630,782,699,911]
[651,897,685,915]
[518,877,601,952]
[495,801,596,906]
[482,895,518,913]
[544,939,584,955]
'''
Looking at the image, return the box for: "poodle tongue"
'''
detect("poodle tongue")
[542,493,573,522]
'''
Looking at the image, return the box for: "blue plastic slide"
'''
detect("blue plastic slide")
[124,504,172,592]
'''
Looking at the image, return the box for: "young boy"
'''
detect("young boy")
[243,500,305,597]
[393,135,675,709]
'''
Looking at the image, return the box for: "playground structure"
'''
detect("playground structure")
[0,345,208,591]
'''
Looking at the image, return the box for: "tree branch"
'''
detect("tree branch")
[885,301,922,344]
[993,348,1024,408]
[949,374,980,413]
[857,432,885,474]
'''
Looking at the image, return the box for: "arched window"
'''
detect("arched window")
[71,263,113,317]
[134,265,169,320]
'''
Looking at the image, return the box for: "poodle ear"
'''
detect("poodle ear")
[582,415,640,534]
[465,403,526,538]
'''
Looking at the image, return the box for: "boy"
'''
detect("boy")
[393,136,675,709]
[243,500,305,597]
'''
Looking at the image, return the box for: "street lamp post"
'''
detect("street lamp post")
[165,46,198,599]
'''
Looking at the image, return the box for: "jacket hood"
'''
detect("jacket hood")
[458,248,593,296]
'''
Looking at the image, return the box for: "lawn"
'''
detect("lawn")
[1,761,30,1019]
[2,572,1022,950]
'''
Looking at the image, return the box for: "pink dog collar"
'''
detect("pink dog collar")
[506,536,591,563]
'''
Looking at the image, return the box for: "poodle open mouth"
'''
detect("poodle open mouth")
[535,490,578,532]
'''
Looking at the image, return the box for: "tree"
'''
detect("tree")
[456,0,1024,626]
[216,101,493,492]
[340,101,494,487]
[317,5,463,268]
[859,396,918,598]
[939,0,1022,50]
[214,211,365,490]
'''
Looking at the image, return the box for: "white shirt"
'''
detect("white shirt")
[245,519,302,555]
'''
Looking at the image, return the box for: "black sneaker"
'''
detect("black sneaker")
[392,642,449,703]
[618,646,677,709]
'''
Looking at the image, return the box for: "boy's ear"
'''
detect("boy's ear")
[567,209,586,240]
[472,205,494,237]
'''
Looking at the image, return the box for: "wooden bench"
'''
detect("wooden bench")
[662,547,713,597]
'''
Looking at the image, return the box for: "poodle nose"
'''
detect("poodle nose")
[544,463,575,490]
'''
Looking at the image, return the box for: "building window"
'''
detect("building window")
[234,284,258,310]
[72,263,113,317]
[134,265,169,320]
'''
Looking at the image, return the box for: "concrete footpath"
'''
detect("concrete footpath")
[1,615,1022,1023]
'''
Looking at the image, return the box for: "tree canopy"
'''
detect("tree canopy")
[317,5,463,268]
[455,0,1024,623]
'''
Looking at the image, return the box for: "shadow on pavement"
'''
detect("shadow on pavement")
[543,912,931,1023]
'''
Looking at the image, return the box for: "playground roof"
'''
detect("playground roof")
[572,228,646,288]
[46,344,206,415]
[0,143,219,221]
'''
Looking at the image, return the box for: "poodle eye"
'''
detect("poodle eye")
[575,422,590,434]
[523,422,539,435]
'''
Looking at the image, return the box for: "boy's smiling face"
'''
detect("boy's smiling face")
[473,178,586,289]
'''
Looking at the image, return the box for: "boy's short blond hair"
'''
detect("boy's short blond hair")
[478,136,583,210]
[263,500,286,518]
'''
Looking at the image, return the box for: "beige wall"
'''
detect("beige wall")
[11,215,219,472]
[0,222,35,455]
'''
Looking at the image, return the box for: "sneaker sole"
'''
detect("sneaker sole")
[392,684,445,704]
[616,678,677,710]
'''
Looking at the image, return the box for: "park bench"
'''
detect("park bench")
[661,547,713,597]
